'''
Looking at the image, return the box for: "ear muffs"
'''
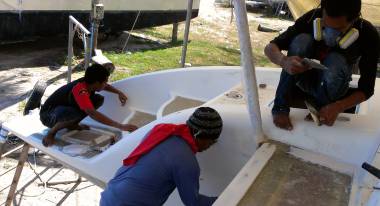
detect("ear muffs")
[313,18,323,41]
[313,18,359,49]
[338,28,359,49]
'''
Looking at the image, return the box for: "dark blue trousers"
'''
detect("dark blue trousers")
[272,33,353,114]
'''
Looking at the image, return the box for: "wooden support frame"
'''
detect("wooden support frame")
[0,144,24,160]
[5,143,30,206]
[3,143,88,206]
[0,141,6,160]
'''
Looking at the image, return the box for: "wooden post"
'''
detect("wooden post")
[6,144,30,206]
[172,23,179,43]
[180,0,194,68]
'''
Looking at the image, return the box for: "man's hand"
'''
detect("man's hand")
[319,102,343,126]
[118,92,128,106]
[104,84,128,106]
[119,124,138,132]
[280,56,309,75]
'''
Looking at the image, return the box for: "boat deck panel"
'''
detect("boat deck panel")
[238,145,351,206]
[162,96,204,116]
[126,111,156,128]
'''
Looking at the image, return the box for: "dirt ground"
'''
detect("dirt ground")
[0,0,293,117]
[0,1,294,205]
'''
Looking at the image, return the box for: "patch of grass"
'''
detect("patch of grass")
[102,15,278,82]
[105,40,241,81]
[153,21,274,67]
[135,26,173,41]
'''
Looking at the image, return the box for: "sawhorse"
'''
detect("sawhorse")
[3,143,84,206]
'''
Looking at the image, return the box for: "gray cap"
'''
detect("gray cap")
[186,107,223,138]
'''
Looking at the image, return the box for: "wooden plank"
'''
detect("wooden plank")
[0,144,24,160]
[0,142,6,160]
[287,0,319,19]
[287,0,380,27]
[5,144,30,206]
[362,1,380,27]
[213,143,276,206]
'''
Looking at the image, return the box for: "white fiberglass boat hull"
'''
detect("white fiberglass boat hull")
[3,66,380,205]
[3,66,255,204]
[0,0,200,41]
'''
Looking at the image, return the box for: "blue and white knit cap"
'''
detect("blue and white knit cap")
[186,107,223,139]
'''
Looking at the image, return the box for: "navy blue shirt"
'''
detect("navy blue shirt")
[100,136,217,206]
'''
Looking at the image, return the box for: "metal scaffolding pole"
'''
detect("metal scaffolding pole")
[67,16,91,83]
[180,0,194,68]
[90,0,104,54]
[233,0,265,147]
[67,18,74,83]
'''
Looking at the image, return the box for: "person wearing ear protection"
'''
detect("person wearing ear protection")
[264,0,380,130]
[100,107,223,206]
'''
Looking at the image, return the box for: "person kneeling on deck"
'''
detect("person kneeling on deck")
[265,0,380,130]
[40,64,138,147]
[100,107,223,206]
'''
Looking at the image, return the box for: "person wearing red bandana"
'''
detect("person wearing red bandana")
[39,64,138,147]
[100,107,223,206]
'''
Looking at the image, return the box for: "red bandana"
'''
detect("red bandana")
[123,124,198,166]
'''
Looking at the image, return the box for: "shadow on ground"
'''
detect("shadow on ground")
[0,36,68,71]
[98,32,181,53]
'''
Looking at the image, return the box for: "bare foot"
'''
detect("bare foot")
[42,134,55,147]
[304,113,313,122]
[67,124,90,131]
[273,113,293,131]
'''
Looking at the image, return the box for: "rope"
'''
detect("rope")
[122,10,141,52]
